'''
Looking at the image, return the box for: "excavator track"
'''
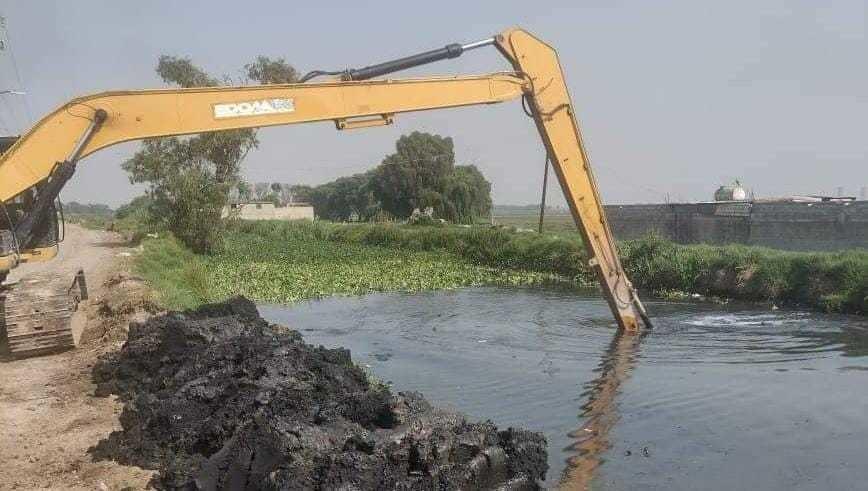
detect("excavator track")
[0,271,87,359]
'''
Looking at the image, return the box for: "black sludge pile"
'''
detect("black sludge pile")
[92,297,548,490]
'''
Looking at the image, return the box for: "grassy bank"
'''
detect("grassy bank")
[621,237,868,314]
[133,222,559,310]
[236,221,868,315]
[134,220,868,315]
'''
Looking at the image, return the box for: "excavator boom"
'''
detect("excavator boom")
[0,75,527,201]
[0,27,649,358]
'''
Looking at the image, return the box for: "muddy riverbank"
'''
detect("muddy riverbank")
[91,296,548,489]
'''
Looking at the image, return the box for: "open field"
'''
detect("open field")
[492,213,578,232]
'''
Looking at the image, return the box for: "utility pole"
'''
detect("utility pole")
[538,155,549,233]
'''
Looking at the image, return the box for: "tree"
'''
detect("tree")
[311,172,378,221]
[236,180,252,201]
[156,55,217,88]
[115,195,152,220]
[123,138,232,251]
[269,182,282,202]
[371,132,455,218]
[63,202,113,217]
[122,55,297,253]
[155,56,258,187]
[289,185,314,204]
[443,165,492,223]
[254,182,271,201]
[245,56,298,84]
[304,131,492,223]
[277,183,294,205]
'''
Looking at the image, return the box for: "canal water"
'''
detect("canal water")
[259,287,868,490]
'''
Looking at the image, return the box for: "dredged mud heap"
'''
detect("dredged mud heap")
[92,297,547,490]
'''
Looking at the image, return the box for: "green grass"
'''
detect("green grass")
[492,214,578,233]
[132,235,213,309]
[134,219,868,316]
[620,236,868,315]
[134,221,559,310]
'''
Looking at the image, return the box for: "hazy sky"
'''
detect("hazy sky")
[1,1,866,207]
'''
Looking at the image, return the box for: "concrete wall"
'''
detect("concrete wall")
[748,201,868,251]
[605,204,675,240]
[602,201,868,251]
[224,203,314,221]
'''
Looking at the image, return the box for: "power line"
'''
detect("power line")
[593,163,670,201]
[0,14,33,126]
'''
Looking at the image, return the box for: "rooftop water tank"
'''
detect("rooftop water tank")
[714,181,748,201]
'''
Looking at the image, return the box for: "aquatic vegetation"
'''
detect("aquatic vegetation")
[134,222,558,309]
[244,221,867,315]
[236,220,595,283]
[135,220,868,315]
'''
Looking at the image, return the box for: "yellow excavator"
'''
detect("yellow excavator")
[0,28,651,358]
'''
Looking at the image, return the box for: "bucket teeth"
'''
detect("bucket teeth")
[1,274,82,359]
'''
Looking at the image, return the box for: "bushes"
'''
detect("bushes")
[620,235,868,314]
[151,220,868,315]
[314,222,593,282]
[312,222,868,315]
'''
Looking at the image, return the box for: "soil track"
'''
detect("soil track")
[0,225,153,490]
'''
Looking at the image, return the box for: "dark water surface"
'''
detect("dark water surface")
[259,287,868,490]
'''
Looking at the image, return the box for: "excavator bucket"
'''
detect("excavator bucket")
[0,270,87,359]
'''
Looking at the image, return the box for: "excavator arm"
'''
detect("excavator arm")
[0,28,650,346]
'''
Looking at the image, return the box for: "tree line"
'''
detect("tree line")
[230,182,310,206]
[306,132,491,223]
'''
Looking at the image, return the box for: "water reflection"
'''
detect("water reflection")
[560,328,645,490]
[795,323,868,358]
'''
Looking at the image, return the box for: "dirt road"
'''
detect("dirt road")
[0,225,153,490]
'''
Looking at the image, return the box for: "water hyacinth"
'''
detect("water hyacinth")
[134,220,868,315]
[134,223,559,310]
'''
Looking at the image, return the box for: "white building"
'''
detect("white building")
[223,201,314,221]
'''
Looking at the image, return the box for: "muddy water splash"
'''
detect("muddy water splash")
[260,286,868,490]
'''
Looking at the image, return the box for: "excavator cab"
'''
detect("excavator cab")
[0,188,62,264]
[1,136,63,275]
